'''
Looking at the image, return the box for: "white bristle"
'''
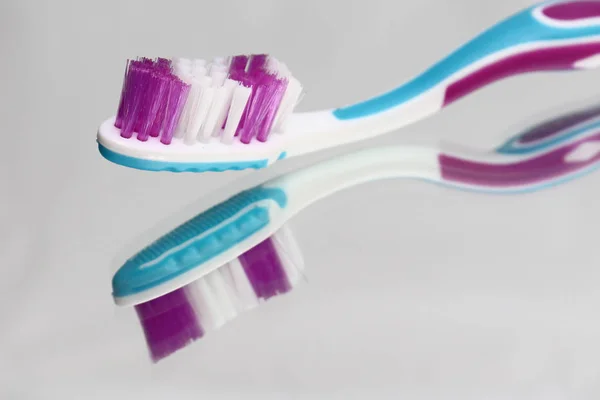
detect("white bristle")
[266,58,290,78]
[194,86,216,142]
[201,86,228,140]
[212,79,237,137]
[227,258,259,310]
[276,224,305,271]
[185,77,214,143]
[192,65,207,78]
[209,63,228,75]
[180,77,211,143]
[174,66,192,82]
[187,278,226,331]
[194,87,216,140]
[213,56,227,66]
[174,58,193,78]
[172,57,191,66]
[175,82,201,139]
[273,76,303,133]
[179,224,305,337]
[210,70,228,88]
[219,265,244,312]
[221,84,252,144]
[173,59,193,82]
[265,57,279,73]
[272,225,305,285]
[173,65,186,77]
[180,82,202,143]
[170,54,301,143]
[206,271,238,322]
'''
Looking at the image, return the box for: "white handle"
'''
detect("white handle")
[283,0,600,158]
[265,146,442,215]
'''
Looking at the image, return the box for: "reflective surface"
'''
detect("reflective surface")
[3,0,600,399]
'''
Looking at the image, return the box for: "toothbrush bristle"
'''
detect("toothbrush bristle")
[134,225,305,362]
[115,58,190,145]
[238,232,292,297]
[135,287,204,362]
[113,54,303,146]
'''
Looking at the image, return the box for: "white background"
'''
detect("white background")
[2,0,600,398]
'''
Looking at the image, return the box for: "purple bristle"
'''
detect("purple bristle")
[135,287,204,362]
[213,54,292,143]
[132,226,303,362]
[236,70,288,143]
[119,61,147,138]
[161,77,190,145]
[134,69,157,139]
[156,57,172,71]
[146,75,170,139]
[235,77,256,139]
[114,53,295,145]
[229,55,249,76]
[239,237,292,300]
[238,89,259,142]
[115,60,131,129]
[137,73,170,141]
[247,54,268,74]
[236,62,269,141]
[114,57,189,144]
[218,54,290,143]
[252,77,288,142]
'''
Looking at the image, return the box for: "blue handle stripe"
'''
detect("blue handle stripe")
[333,4,600,120]
[98,143,269,172]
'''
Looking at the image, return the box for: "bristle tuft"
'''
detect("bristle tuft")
[135,225,304,363]
[114,57,190,145]
[113,53,302,146]
[135,287,204,362]
[238,236,292,299]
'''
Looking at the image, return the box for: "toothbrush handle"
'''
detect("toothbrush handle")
[333,1,600,121]
[114,106,600,304]
[276,114,600,207]
[267,146,443,214]
[440,128,600,189]
[496,102,600,155]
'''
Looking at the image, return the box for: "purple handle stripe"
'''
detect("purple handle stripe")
[440,132,600,187]
[518,105,600,144]
[543,1,600,21]
[444,42,600,106]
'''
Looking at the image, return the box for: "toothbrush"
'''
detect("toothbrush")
[98,1,600,173]
[112,101,600,362]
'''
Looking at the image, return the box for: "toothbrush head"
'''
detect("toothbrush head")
[131,224,304,362]
[111,183,303,362]
[97,55,303,172]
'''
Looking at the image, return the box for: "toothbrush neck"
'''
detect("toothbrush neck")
[266,146,441,214]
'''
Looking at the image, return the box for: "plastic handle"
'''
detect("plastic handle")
[440,130,600,189]
[267,146,442,214]
[497,102,600,155]
[441,98,600,189]
[281,98,600,201]
[333,1,600,121]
